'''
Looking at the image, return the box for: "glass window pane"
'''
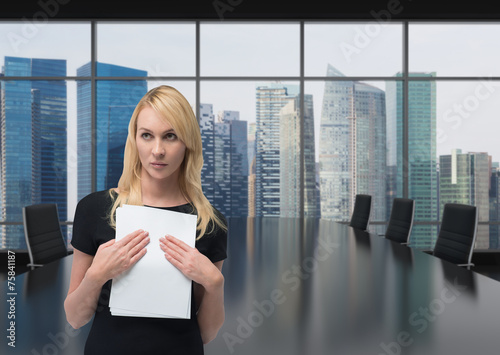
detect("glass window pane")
[97,23,196,77]
[305,23,403,77]
[308,80,389,225]
[0,22,90,77]
[436,80,500,249]
[92,80,149,195]
[1,79,73,249]
[410,23,500,76]
[406,77,439,249]
[201,81,307,218]
[201,24,300,76]
[91,80,195,198]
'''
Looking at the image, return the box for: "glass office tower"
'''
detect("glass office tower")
[214,111,248,217]
[76,62,147,200]
[439,149,491,248]
[279,94,318,217]
[490,163,500,249]
[1,56,67,249]
[319,64,386,223]
[386,73,438,248]
[255,83,299,217]
[199,103,216,202]
[200,106,249,217]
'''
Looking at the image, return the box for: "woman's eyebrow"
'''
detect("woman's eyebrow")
[137,127,175,134]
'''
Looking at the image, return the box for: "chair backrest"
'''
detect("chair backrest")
[349,194,372,231]
[385,198,415,244]
[433,203,478,265]
[22,203,68,266]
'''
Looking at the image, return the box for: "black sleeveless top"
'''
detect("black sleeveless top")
[71,190,227,355]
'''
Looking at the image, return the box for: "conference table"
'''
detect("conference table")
[2,218,500,355]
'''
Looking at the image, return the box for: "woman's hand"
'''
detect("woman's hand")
[159,235,223,291]
[87,229,150,284]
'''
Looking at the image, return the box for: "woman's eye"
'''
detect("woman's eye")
[141,133,152,139]
[165,133,177,141]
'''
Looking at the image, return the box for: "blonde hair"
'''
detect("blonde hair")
[108,85,226,239]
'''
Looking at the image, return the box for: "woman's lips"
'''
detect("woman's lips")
[151,162,167,168]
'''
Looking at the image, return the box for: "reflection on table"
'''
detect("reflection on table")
[3,218,500,355]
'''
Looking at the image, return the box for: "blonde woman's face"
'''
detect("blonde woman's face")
[135,106,186,184]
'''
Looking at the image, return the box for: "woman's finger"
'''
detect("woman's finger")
[128,233,150,257]
[129,246,148,265]
[116,229,146,248]
[160,238,183,262]
[163,234,190,252]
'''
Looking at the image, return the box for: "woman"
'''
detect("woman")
[64,85,227,355]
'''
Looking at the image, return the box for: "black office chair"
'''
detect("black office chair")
[381,198,415,245]
[349,194,372,231]
[22,203,70,268]
[428,203,478,268]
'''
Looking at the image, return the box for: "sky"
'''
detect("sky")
[1,21,500,218]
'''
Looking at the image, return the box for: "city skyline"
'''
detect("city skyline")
[1,56,67,249]
[2,21,500,248]
[0,56,496,209]
[1,55,500,249]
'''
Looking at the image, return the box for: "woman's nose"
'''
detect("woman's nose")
[152,140,165,156]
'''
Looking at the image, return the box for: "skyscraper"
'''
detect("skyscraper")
[386,72,438,249]
[199,105,248,217]
[1,56,67,249]
[247,122,256,217]
[255,83,299,217]
[214,111,248,217]
[279,95,317,217]
[439,149,491,247]
[490,162,500,249]
[199,103,215,201]
[319,64,386,223]
[77,62,147,200]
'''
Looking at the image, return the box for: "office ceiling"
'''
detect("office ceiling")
[1,0,499,20]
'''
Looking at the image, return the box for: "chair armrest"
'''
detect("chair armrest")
[457,263,474,268]
[27,263,44,268]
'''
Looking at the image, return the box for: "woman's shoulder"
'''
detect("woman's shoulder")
[76,189,116,212]
[211,206,227,225]
[79,189,115,203]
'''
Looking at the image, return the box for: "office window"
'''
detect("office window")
[0,79,77,249]
[96,23,196,77]
[409,23,500,76]
[200,81,303,218]
[0,23,90,76]
[436,80,500,249]
[200,23,300,76]
[305,23,403,77]
[307,79,392,232]
[1,20,500,251]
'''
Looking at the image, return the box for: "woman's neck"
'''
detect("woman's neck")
[140,171,188,207]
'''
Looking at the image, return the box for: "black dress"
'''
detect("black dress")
[71,190,227,355]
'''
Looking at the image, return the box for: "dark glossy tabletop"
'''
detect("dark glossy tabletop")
[3,218,500,355]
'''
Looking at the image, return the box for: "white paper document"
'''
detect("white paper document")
[109,204,197,319]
